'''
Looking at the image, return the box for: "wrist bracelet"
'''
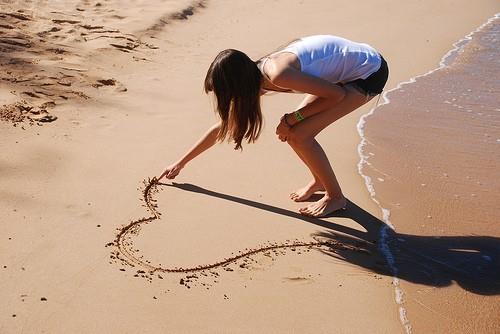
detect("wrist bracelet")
[294,111,305,122]
[282,114,292,127]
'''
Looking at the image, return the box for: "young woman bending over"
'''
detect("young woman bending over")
[158,35,389,217]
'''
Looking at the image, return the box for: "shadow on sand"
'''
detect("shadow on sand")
[163,182,500,296]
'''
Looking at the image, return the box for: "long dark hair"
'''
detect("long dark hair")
[204,49,263,150]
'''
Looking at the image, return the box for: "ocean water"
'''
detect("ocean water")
[358,14,500,333]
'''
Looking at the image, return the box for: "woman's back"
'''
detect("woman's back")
[283,35,381,83]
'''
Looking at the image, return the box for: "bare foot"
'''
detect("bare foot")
[290,180,325,202]
[298,195,347,217]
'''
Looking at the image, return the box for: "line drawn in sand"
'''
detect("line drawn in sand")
[107,177,368,289]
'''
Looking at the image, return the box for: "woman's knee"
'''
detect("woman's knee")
[287,128,314,148]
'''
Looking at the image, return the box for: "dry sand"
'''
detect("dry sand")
[1,0,499,333]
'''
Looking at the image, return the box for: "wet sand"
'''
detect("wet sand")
[360,15,500,333]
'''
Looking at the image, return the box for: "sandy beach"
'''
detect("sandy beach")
[1,1,499,333]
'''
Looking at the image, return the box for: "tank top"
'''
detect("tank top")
[260,35,381,94]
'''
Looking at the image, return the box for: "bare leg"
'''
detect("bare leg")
[287,86,372,217]
[288,138,347,216]
[289,94,324,202]
[289,145,325,202]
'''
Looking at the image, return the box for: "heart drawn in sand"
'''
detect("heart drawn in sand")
[107,178,355,281]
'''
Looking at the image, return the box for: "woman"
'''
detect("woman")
[158,35,389,217]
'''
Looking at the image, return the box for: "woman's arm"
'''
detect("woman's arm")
[158,122,221,180]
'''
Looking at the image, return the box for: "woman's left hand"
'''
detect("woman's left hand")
[276,115,291,142]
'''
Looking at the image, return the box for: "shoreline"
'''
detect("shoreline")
[357,13,500,333]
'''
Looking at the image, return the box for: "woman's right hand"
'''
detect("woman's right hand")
[276,114,292,142]
[158,162,184,181]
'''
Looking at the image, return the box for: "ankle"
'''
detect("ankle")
[324,193,345,201]
[311,179,322,185]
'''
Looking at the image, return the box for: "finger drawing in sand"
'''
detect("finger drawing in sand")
[159,35,389,217]
[3,0,499,332]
